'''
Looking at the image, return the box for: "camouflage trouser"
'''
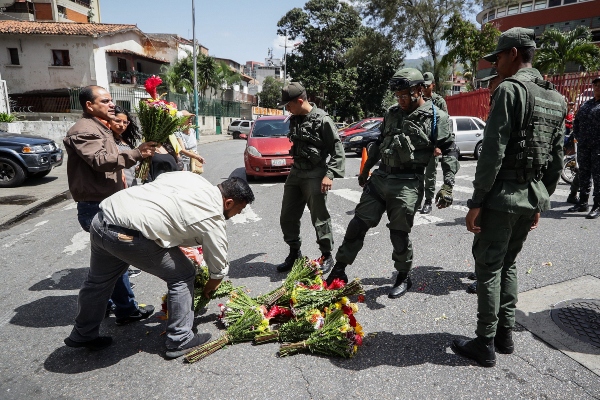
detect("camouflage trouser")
[335,171,423,274]
[472,208,536,339]
[424,156,439,201]
[280,171,333,254]
[577,144,600,200]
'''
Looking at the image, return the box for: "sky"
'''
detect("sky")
[100,0,429,65]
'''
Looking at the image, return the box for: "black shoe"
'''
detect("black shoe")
[420,200,432,214]
[319,254,334,274]
[165,333,212,359]
[495,327,514,354]
[388,274,412,299]
[451,336,496,367]
[567,203,589,212]
[325,262,348,285]
[64,336,112,351]
[105,303,115,318]
[115,305,155,326]
[466,281,477,294]
[467,272,477,280]
[566,193,579,204]
[276,249,302,273]
[586,205,600,219]
[128,268,142,278]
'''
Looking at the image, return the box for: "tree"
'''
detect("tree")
[534,26,600,75]
[357,0,475,89]
[160,52,217,100]
[258,76,284,109]
[215,61,242,101]
[441,13,501,89]
[277,0,361,119]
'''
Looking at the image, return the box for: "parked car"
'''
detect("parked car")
[335,122,348,130]
[339,117,383,139]
[0,131,63,187]
[244,116,293,179]
[227,119,254,139]
[342,122,382,154]
[449,116,486,159]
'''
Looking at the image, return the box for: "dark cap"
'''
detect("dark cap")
[479,74,498,83]
[423,72,434,85]
[277,82,305,108]
[592,76,600,84]
[483,27,536,62]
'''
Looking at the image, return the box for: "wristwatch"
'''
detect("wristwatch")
[467,199,482,209]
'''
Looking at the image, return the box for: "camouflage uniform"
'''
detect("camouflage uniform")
[422,92,449,208]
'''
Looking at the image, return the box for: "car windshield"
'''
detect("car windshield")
[345,121,362,130]
[363,121,380,130]
[251,119,290,137]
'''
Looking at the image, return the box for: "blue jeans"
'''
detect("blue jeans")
[76,202,137,318]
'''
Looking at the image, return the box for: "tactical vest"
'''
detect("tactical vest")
[497,76,565,183]
[288,108,328,170]
[379,103,436,168]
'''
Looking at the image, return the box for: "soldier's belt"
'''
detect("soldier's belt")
[496,168,542,182]
[379,163,425,175]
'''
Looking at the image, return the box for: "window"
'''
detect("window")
[230,120,240,127]
[497,8,506,17]
[117,57,127,72]
[521,1,533,12]
[548,0,561,7]
[8,48,19,65]
[472,119,485,129]
[488,10,496,20]
[456,118,476,131]
[534,0,547,9]
[507,4,519,14]
[563,0,577,4]
[241,121,250,128]
[57,5,67,18]
[52,50,70,66]
[136,62,142,73]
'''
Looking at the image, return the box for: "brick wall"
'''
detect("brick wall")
[35,3,53,21]
[66,8,87,23]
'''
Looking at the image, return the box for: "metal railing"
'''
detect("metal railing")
[110,71,153,86]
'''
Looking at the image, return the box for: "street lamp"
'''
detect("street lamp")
[192,0,199,139]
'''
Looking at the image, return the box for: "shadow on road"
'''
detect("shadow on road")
[329,332,472,369]
[29,268,88,291]
[227,252,284,283]
[11,295,78,328]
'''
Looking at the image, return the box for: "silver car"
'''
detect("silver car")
[449,116,486,159]
[227,119,254,139]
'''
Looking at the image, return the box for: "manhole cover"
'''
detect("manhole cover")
[0,195,37,205]
[551,299,600,348]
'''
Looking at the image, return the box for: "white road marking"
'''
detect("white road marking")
[259,184,277,187]
[455,175,475,181]
[2,228,38,248]
[47,270,70,284]
[62,203,77,211]
[450,205,470,213]
[63,231,90,255]
[414,214,444,226]
[329,188,362,204]
[35,220,49,227]
[230,205,261,224]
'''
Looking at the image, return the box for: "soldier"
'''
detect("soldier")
[325,68,460,298]
[566,77,600,219]
[453,28,566,367]
[276,82,346,273]
[420,72,449,214]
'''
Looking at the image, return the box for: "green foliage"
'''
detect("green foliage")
[441,13,500,89]
[534,26,600,75]
[0,113,16,122]
[160,52,218,100]
[258,76,284,109]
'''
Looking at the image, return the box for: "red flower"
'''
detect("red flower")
[144,75,162,99]
[354,334,363,346]
[357,294,366,303]
[266,305,293,319]
[348,313,357,327]
[324,278,346,290]
[341,305,353,316]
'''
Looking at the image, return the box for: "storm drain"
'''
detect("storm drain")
[551,299,600,348]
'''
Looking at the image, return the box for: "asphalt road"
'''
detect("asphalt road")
[0,140,598,399]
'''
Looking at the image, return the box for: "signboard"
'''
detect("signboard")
[252,106,283,116]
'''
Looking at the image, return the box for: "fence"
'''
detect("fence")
[446,89,491,121]
[11,94,71,113]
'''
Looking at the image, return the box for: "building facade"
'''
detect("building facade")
[0,0,101,23]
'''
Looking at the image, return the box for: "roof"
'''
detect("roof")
[145,33,196,46]
[105,49,169,64]
[0,21,140,37]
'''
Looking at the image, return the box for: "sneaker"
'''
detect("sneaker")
[64,336,112,351]
[165,333,212,359]
[115,305,155,326]
[128,268,142,278]
[319,254,334,274]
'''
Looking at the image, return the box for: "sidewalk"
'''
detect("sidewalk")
[0,133,232,229]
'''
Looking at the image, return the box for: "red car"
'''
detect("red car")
[338,117,383,139]
[243,115,293,179]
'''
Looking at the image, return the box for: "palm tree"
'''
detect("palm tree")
[214,62,242,102]
[197,54,217,100]
[534,26,600,75]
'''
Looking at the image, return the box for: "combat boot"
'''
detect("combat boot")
[420,200,432,214]
[586,199,600,219]
[325,262,348,286]
[451,336,496,367]
[566,191,579,204]
[388,273,412,299]
[495,327,514,354]
[276,249,302,273]
[319,253,334,274]
[567,195,589,212]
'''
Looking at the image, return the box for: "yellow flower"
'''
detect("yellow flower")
[350,303,359,313]
[352,345,358,354]
[340,297,349,305]
[354,322,364,337]
[333,302,342,310]
[339,324,351,333]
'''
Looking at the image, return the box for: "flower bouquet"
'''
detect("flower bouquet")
[290,278,365,316]
[218,288,261,327]
[253,308,323,344]
[136,75,188,181]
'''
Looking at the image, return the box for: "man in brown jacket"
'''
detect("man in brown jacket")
[63,85,156,328]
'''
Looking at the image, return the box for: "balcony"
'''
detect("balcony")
[110,71,153,86]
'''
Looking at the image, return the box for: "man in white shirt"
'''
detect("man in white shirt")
[64,173,254,359]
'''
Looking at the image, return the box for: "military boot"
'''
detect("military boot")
[586,200,600,219]
[451,336,496,367]
[319,253,334,274]
[495,327,514,354]
[420,200,432,214]
[276,249,302,273]
[567,194,589,212]
[566,191,579,204]
[388,273,412,299]
[325,262,348,286]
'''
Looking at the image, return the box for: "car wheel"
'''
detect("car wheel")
[30,169,52,179]
[0,156,26,188]
[233,131,240,139]
[474,142,483,160]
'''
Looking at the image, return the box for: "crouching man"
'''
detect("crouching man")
[64,172,254,359]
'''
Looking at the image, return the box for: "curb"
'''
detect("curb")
[0,190,71,231]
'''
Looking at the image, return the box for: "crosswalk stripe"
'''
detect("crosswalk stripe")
[329,188,362,204]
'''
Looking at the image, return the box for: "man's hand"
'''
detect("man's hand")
[358,173,369,187]
[321,176,333,193]
[435,184,453,208]
[203,278,222,299]
[466,208,481,233]
[137,142,157,158]
[530,212,540,231]
[433,147,442,157]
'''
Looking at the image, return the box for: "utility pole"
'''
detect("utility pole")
[279,34,291,83]
[192,0,199,139]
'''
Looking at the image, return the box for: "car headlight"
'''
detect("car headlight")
[22,145,45,153]
[246,146,262,157]
[349,136,363,142]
